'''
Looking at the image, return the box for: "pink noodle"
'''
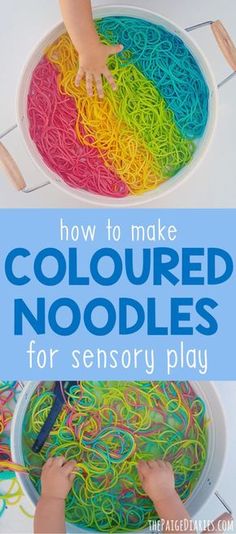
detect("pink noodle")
[27,58,129,198]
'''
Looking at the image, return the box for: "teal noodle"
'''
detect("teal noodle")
[96,17,209,139]
[23,381,208,532]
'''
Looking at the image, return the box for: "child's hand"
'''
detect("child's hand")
[76,41,123,98]
[137,460,176,504]
[41,456,76,500]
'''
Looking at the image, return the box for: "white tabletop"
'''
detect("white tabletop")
[0,0,236,208]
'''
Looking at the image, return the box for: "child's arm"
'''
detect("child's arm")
[59,0,123,97]
[34,456,76,534]
[138,460,196,534]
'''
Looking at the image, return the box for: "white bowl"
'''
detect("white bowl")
[16,5,218,207]
[11,381,226,533]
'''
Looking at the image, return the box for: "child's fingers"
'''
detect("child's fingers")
[147,460,158,469]
[160,460,173,473]
[108,43,123,56]
[75,68,84,87]
[102,67,117,91]
[94,74,104,99]
[62,460,77,475]
[138,460,150,476]
[137,463,145,482]
[165,461,173,472]
[156,459,166,468]
[86,72,94,97]
[137,470,144,483]
[42,457,53,472]
[53,456,66,467]
[69,472,76,484]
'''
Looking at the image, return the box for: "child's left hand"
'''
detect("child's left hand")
[137,459,175,505]
[41,456,76,500]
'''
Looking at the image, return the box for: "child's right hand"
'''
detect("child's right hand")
[41,456,76,500]
[137,460,176,504]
